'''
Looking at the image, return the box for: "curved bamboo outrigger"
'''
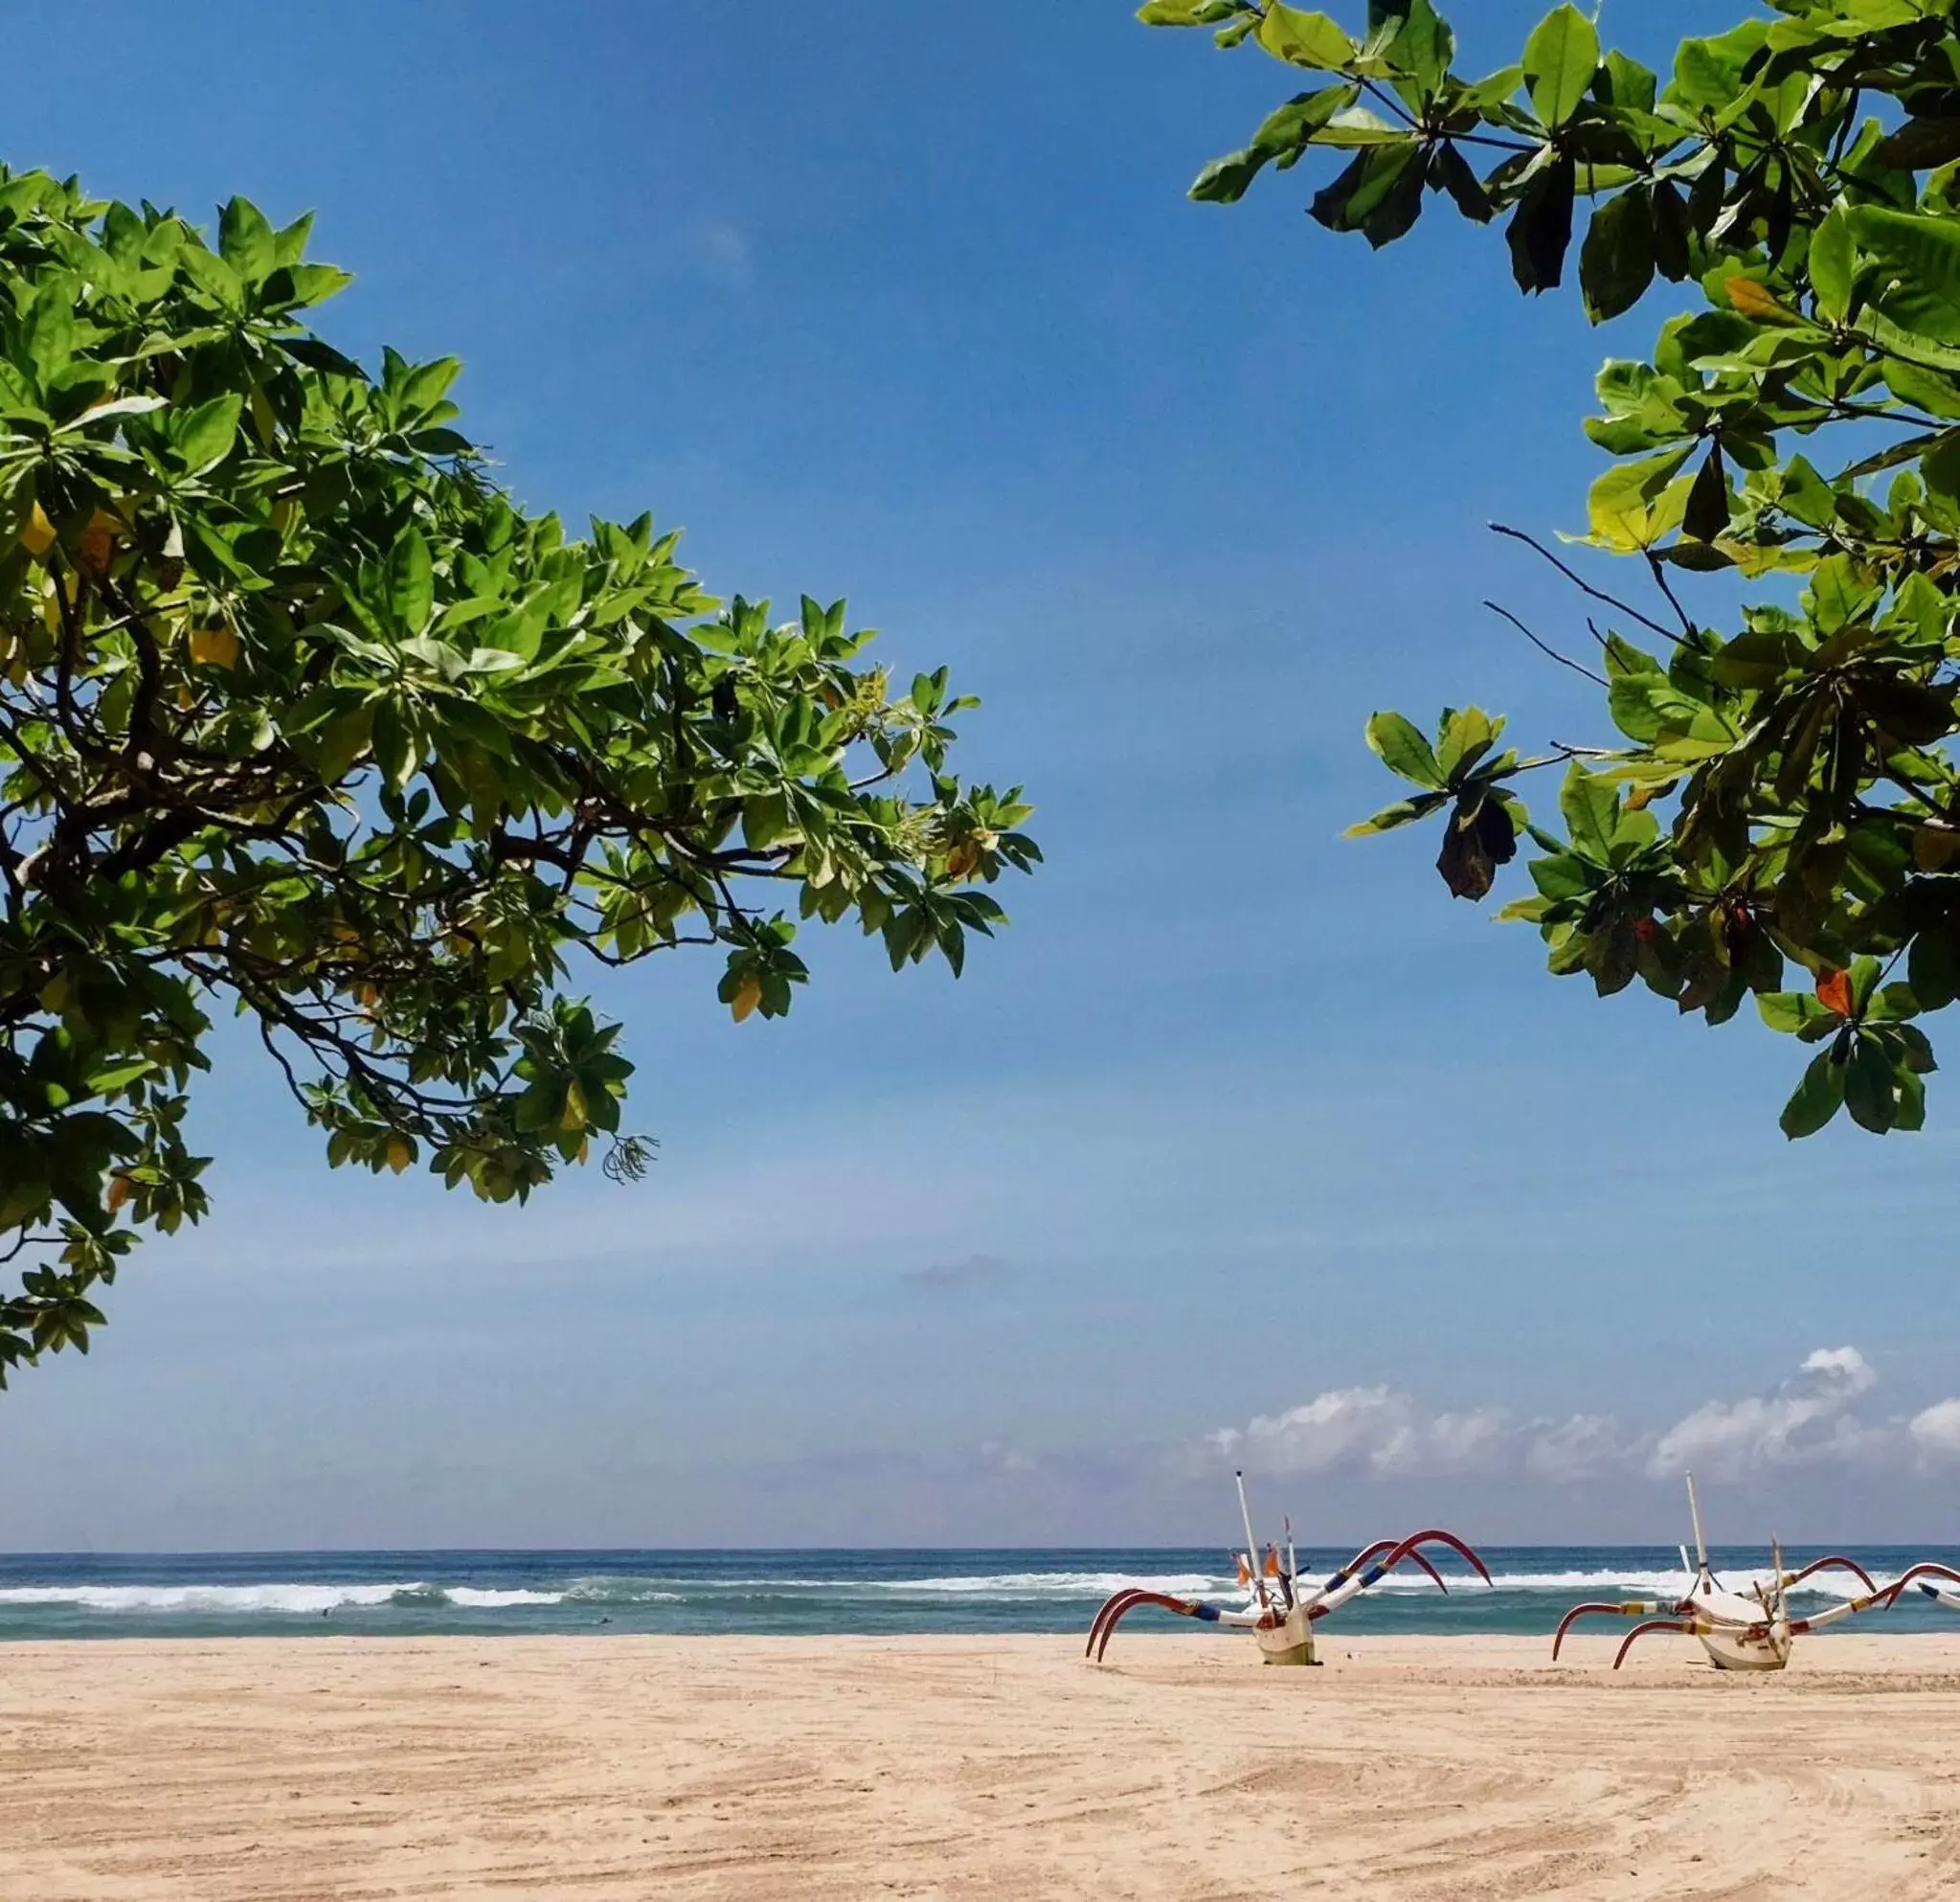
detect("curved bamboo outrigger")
[1885,1561,1960,1612]
[1087,1472,1492,1666]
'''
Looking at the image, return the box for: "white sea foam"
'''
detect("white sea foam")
[0,1582,412,1614]
[444,1587,566,1608]
[852,1567,1873,1601]
[1432,1569,1865,1600]
[560,1580,685,1604]
[878,1572,1226,1597]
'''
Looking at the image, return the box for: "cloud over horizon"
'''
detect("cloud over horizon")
[1205,1347,1960,1488]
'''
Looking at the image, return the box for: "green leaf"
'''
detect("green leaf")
[1527,852,1594,900]
[1383,0,1453,90]
[1668,21,1769,114]
[1256,4,1352,69]
[218,197,276,285]
[171,394,242,476]
[1780,1050,1845,1139]
[1364,712,1442,786]
[1433,706,1498,780]
[1757,991,1834,1034]
[1521,4,1599,127]
[1312,146,1423,238]
[1586,448,1692,550]
[1895,1065,1928,1132]
[1506,154,1577,293]
[1849,207,1960,347]
[1909,930,1960,1012]
[1343,792,1448,835]
[385,528,435,634]
[1579,189,1656,325]
[1843,1038,1897,1133]
[1810,202,1854,326]
[22,281,74,385]
[1137,0,1241,20]
[1558,763,1618,860]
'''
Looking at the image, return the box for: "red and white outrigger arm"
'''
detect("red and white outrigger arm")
[1554,1475,1920,1673]
[1882,1561,1960,1612]
[1087,1471,1491,1665]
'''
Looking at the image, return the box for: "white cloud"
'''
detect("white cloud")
[1648,1346,1884,1480]
[1204,1348,1960,1489]
[1799,1346,1878,1393]
[1209,1387,1630,1483]
[1521,1413,1627,1483]
[1910,1398,1960,1461]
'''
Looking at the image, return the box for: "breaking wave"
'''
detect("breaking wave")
[0,1582,412,1615]
[0,1580,696,1615]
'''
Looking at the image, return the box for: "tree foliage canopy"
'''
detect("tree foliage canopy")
[1147,0,1960,1139]
[0,169,1036,1384]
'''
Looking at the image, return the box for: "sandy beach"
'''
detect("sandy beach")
[4,1634,1959,1900]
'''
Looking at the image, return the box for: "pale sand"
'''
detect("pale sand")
[6,1634,1960,1900]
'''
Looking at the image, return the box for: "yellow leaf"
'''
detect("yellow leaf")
[561,1078,588,1130]
[732,973,763,1022]
[1724,276,1791,322]
[17,501,55,556]
[188,625,240,668]
[386,1137,414,1174]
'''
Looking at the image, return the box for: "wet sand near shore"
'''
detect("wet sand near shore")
[5,1633,1959,1900]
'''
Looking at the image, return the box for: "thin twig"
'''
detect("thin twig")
[1489,522,1684,646]
[1484,601,1608,686]
[1643,553,1698,640]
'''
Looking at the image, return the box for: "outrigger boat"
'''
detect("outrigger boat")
[1087,1470,1492,1665]
[1552,1473,1920,1672]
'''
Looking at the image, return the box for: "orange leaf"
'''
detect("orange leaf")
[1815,967,1854,1016]
[732,974,763,1022]
[1725,276,1790,322]
[77,508,118,575]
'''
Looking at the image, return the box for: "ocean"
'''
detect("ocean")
[2,1546,1956,1641]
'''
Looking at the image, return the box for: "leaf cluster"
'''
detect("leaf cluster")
[1148,0,1960,1137]
[0,170,1037,1380]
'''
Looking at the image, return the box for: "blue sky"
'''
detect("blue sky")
[7,1,1960,1551]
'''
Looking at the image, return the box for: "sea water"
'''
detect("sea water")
[1,1547,1955,1641]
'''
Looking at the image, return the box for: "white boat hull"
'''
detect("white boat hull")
[1699,1627,1791,1671]
[1253,1605,1316,1665]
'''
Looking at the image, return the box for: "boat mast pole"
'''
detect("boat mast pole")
[1235,1470,1268,1611]
[1685,1471,1710,1580]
